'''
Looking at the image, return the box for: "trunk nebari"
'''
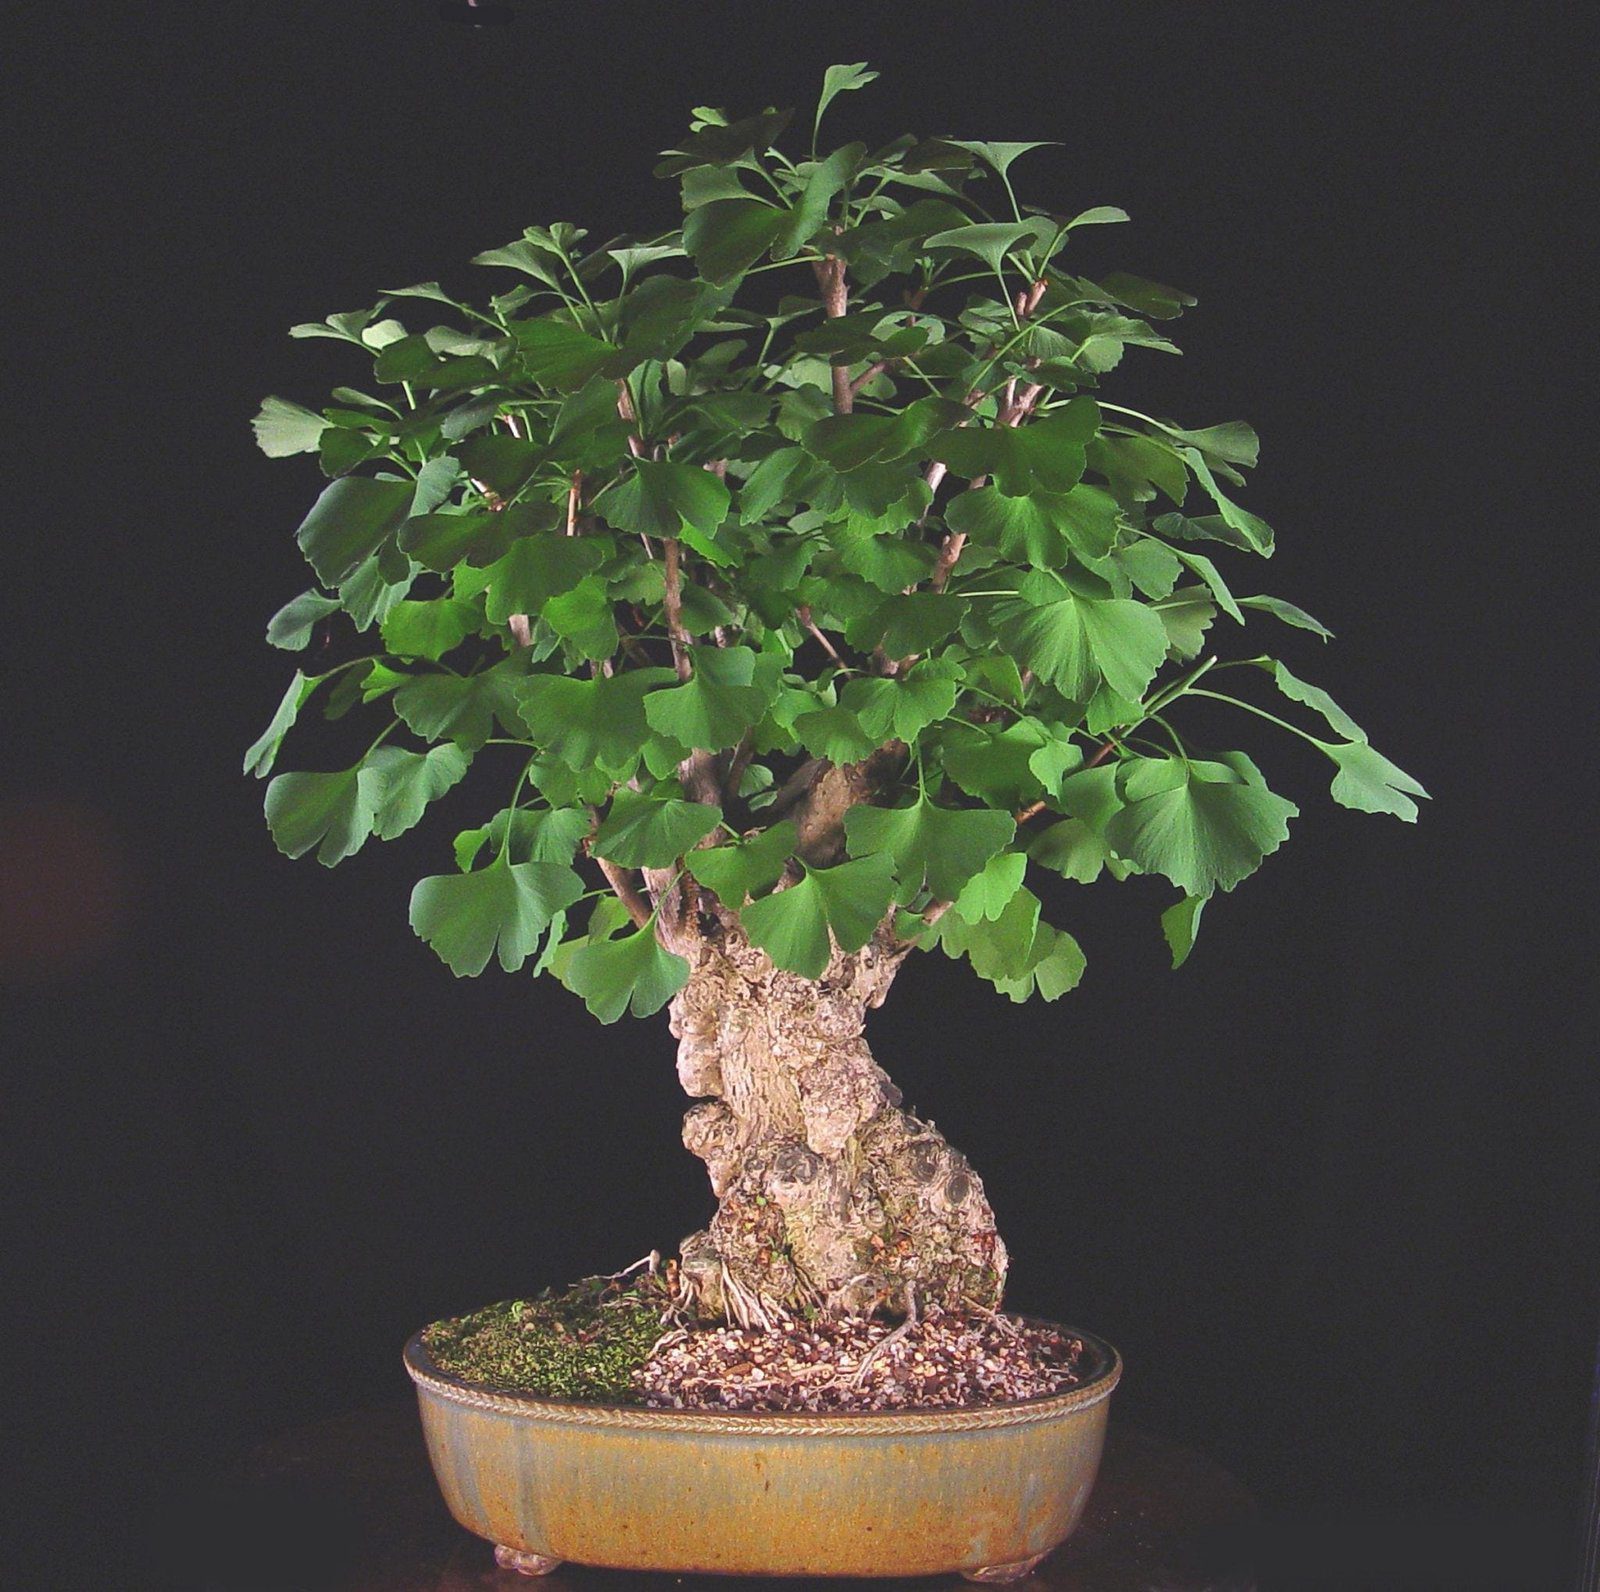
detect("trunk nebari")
[668,922,1007,1326]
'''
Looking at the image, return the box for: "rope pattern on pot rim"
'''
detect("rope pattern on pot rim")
[403,1337,1120,1435]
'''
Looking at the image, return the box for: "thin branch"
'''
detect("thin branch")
[723,733,757,804]
[930,533,966,593]
[798,605,845,665]
[616,380,645,457]
[849,358,890,395]
[565,470,582,535]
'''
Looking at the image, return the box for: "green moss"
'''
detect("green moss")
[422,1274,670,1402]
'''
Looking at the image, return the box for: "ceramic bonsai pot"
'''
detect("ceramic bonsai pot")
[403,1323,1120,1581]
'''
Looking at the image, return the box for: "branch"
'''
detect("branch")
[598,860,653,928]
[811,253,852,414]
[662,537,692,681]
[678,750,722,807]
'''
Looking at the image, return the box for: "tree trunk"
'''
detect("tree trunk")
[667,921,1008,1327]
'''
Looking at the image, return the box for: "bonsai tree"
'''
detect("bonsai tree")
[247,65,1425,1331]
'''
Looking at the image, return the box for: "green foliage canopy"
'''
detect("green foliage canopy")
[249,67,1424,1021]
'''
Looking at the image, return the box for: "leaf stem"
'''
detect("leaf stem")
[1186,688,1329,749]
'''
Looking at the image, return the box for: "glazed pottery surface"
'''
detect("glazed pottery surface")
[404,1321,1120,1579]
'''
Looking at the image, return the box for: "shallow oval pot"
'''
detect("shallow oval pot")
[403,1322,1120,1581]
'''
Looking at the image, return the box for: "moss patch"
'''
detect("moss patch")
[422,1274,671,1402]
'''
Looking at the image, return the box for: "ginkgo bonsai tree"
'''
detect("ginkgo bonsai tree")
[248,65,1425,1333]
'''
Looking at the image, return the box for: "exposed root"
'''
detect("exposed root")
[852,1285,919,1386]
[601,1250,661,1282]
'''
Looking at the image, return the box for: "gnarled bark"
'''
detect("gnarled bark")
[668,922,1007,1326]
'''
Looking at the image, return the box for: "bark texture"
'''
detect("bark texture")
[668,922,1007,1326]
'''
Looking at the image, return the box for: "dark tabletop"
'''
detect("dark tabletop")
[202,1405,1256,1592]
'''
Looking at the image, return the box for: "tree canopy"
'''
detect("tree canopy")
[248,65,1425,1022]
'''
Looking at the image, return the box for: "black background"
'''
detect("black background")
[5,5,1594,1589]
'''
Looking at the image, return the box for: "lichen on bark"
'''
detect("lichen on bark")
[668,920,1007,1327]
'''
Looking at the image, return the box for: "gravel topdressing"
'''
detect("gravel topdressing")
[636,1310,1085,1412]
[423,1275,1086,1413]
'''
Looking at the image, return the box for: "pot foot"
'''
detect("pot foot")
[962,1551,1048,1583]
[494,1544,563,1576]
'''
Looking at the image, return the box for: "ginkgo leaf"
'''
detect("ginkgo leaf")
[265,765,385,866]
[1261,660,1367,741]
[951,851,1027,923]
[454,806,591,872]
[368,745,471,840]
[1153,588,1217,659]
[814,62,879,146]
[1028,818,1113,884]
[266,591,341,651]
[295,477,416,585]
[772,143,860,258]
[643,646,772,752]
[940,720,1055,809]
[599,458,731,543]
[455,535,609,623]
[253,396,327,457]
[512,318,620,390]
[792,703,880,765]
[541,576,619,660]
[803,398,951,472]
[518,668,678,773]
[1161,894,1206,968]
[682,198,787,283]
[244,672,318,778]
[1324,741,1429,821]
[561,922,691,1022]
[934,883,1083,999]
[380,598,478,661]
[935,401,1099,496]
[943,139,1058,178]
[828,515,938,590]
[1240,594,1333,639]
[923,218,1054,273]
[839,661,961,742]
[394,663,524,751]
[684,821,797,906]
[1105,755,1297,895]
[739,854,898,978]
[1171,548,1243,623]
[1065,205,1131,228]
[1179,450,1275,555]
[844,797,1015,902]
[851,593,967,658]
[409,852,584,976]
[995,573,1169,703]
[592,792,723,868]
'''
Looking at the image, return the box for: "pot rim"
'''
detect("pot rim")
[403,1314,1120,1434]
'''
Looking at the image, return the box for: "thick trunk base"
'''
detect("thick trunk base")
[668,926,1006,1326]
